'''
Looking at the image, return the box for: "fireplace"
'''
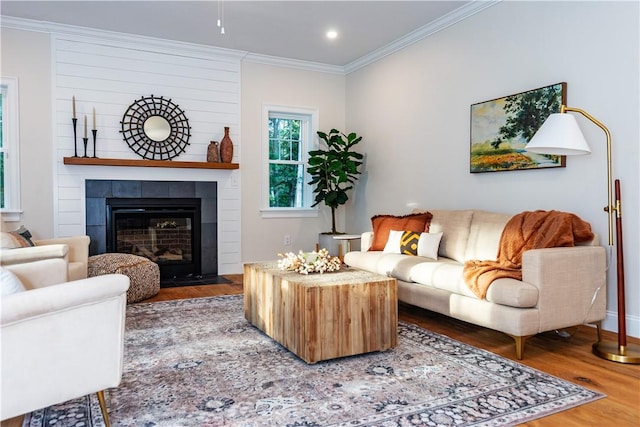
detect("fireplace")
[107,198,201,279]
[85,180,218,284]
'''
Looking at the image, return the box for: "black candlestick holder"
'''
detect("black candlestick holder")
[92,129,98,158]
[82,137,89,158]
[72,118,78,157]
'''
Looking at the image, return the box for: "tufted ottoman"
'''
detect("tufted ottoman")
[88,253,160,303]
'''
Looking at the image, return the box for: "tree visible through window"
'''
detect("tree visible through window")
[268,112,309,208]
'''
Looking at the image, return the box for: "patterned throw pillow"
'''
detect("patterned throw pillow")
[400,231,420,255]
[383,230,443,259]
[0,226,35,249]
[383,230,421,255]
[12,226,35,247]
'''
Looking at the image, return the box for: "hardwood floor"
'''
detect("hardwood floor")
[4,275,639,426]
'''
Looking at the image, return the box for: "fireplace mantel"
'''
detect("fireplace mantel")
[64,157,239,170]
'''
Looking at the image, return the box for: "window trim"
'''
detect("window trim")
[260,104,319,218]
[1,76,21,221]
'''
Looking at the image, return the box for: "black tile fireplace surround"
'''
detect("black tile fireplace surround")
[85,180,218,278]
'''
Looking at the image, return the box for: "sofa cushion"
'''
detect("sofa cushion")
[464,211,512,262]
[485,278,539,308]
[369,212,432,251]
[417,210,474,263]
[344,251,428,283]
[409,260,479,299]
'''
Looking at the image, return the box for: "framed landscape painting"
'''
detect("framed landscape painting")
[470,82,567,173]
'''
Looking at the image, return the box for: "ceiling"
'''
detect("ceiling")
[1,1,483,67]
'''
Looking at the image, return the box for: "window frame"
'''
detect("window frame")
[260,104,319,218]
[1,76,21,221]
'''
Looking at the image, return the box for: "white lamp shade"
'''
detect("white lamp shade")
[526,113,592,156]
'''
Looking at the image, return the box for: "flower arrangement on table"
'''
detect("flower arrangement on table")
[277,248,341,274]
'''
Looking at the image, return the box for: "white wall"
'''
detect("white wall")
[346,1,639,337]
[0,28,53,236]
[240,61,345,262]
[1,24,245,274]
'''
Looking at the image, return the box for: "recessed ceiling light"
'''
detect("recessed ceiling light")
[326,30,338,39]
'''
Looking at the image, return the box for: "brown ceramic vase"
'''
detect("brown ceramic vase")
[207,141,219,162]
[220,127,233,163]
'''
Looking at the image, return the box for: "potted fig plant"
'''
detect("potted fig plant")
[307,128,364,250]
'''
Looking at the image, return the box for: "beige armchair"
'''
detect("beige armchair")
[1,258,129,425]
[0,235,90,280]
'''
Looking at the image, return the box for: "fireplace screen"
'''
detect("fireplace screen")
[106,198,201,279]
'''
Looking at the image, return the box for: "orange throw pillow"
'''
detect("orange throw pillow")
[369,212,433,251]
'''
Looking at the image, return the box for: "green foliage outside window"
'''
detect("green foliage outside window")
[268,117,305,208]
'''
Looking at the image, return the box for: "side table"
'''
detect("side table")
[333,234,361,261]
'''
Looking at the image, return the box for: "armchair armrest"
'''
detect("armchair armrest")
[0,244,69,266]
[3,258,68,289]
[35,236,90,264]
[1,274,130,325]
[522,245,607,332]
[35,236,90,280]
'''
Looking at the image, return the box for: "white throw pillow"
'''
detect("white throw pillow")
[417,232,443,260]
[1,267,26,296]
[382,230,403,254]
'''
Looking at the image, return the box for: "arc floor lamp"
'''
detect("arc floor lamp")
[527,105,639,364]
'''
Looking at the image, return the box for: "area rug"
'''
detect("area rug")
[24,295,604,426]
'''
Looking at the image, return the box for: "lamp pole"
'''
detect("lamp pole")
[528,105,639,363]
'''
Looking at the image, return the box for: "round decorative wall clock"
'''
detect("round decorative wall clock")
[120,95,191,160]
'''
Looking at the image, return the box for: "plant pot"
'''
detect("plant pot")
[318,233,342,257]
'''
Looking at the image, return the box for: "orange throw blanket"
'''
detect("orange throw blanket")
[463,210,594,299]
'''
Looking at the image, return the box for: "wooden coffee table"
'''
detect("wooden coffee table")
[244,262,397,363]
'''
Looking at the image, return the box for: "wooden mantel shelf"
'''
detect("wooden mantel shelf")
[63,157,239,170]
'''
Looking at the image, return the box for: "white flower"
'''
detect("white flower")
[277,249,341,274]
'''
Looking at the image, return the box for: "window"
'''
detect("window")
[261,105,318,218]
[0,77,21,221]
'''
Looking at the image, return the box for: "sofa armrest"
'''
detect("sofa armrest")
[0,244,69,266]
[360,232,374,252]
[522,246,607,332]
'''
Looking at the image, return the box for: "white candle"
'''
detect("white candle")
[92,108,96,130]
[84,115,88,138]
[72,96,76,118]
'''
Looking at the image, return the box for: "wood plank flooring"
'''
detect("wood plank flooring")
[4,275,639,426]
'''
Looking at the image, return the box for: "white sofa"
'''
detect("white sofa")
[344,209,607,359]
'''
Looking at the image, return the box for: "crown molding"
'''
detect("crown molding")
[3,1,500,76]
[0,15,247,61]
[242,52,345,75]
[344,0,501,74]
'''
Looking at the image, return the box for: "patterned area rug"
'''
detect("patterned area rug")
[24,295,604,426]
